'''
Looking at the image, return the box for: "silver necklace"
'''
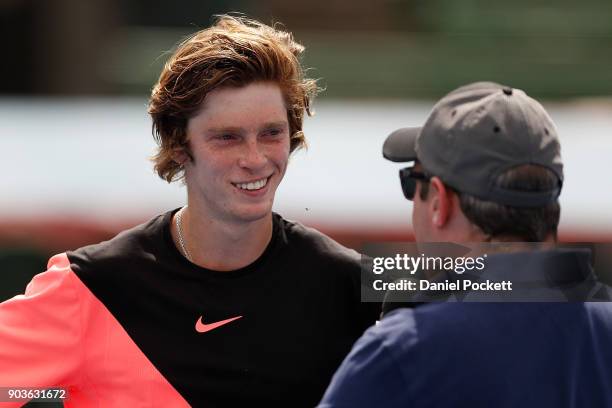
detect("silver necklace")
[175,206,193,262]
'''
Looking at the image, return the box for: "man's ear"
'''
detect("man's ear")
[172,147,190,166]
[429,176,452,228]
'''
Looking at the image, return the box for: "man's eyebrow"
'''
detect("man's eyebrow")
[261,121,289,129]
[206,121,288,133]
[206,126,243,133]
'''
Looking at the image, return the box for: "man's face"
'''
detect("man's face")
[183,81,290,223]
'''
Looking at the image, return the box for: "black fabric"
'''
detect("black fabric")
[68,210,379,408]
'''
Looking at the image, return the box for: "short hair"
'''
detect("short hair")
[418,165,561,241]
[148,15,318,182]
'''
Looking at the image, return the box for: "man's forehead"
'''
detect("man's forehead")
[188,83,288,128]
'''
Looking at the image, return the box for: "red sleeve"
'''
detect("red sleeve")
[0,253,190,407]
[0,254,83,406]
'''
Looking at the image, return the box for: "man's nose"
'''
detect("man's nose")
[238,139,267,170]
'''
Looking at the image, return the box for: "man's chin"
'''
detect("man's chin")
[231,204,274,224]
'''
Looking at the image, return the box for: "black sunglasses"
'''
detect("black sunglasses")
[399,165,431,200]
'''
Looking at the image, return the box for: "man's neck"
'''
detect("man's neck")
[171,205,274,271]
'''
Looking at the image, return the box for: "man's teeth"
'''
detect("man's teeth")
[236,178,268,191]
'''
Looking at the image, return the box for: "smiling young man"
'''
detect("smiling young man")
[170,82,290,270]
[0,16,379,407]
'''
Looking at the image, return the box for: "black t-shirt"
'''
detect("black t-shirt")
[69,210,380,407]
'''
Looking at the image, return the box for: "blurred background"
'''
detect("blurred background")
[2,0,612,304]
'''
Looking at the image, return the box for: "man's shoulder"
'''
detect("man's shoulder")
[67,211,171,272]
[368,308,419,350]
[379,302,612,351]
[274,213,361,265]
[374,304,530,353]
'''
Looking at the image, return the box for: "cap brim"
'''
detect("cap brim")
[382,127,421,162]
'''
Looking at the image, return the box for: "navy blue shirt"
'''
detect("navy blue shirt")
[319,250,612,408]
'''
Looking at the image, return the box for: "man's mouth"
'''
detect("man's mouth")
[233,176,270,191]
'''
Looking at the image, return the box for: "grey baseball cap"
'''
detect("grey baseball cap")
[383,82,563,207]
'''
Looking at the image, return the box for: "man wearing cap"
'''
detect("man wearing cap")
[318,82,612,407]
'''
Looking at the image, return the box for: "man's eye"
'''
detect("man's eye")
[216,134,236,141]
[264,129,283,137]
